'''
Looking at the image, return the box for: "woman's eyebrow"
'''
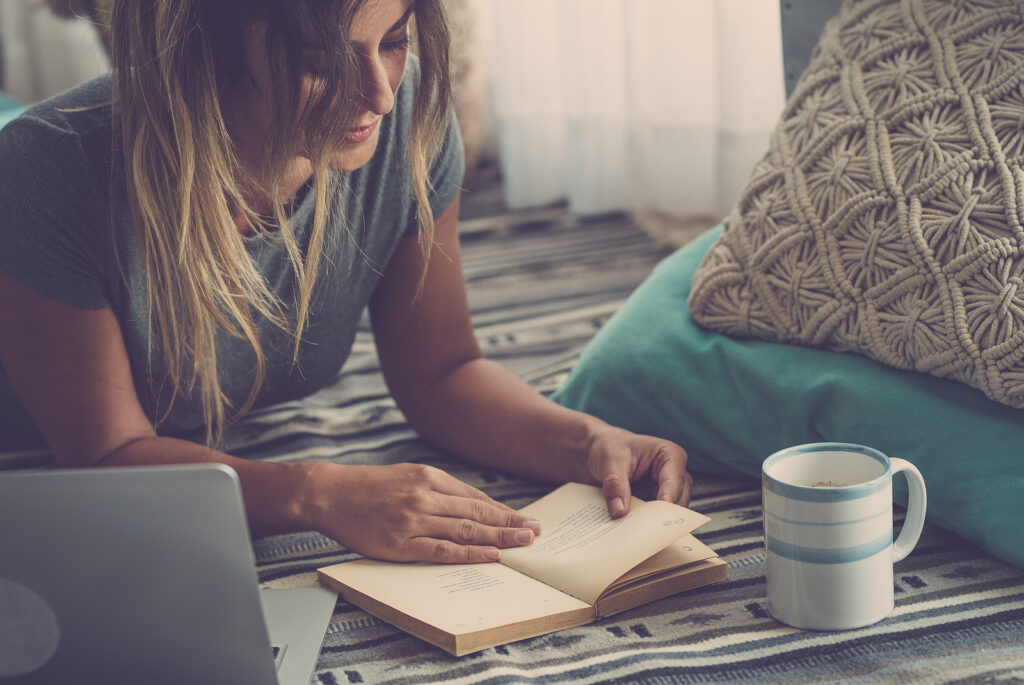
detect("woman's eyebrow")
[388,4,415,32]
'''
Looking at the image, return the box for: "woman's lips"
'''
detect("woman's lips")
[345,120,378,144]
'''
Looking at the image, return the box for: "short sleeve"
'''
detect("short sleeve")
[427,108,465,220]
[405,107,465,236]
[0,116,111,309]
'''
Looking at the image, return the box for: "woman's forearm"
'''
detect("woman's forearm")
[95,434,545,563]
[98,435,315,537]
[395,357,605,484]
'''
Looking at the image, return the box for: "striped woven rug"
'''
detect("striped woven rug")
[237,172,1024,684]
[4,169,1023,683]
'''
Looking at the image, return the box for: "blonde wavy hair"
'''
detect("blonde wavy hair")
[109,0,452,445]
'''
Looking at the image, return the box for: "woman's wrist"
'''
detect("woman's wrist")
[294,459,335,532]
[565,411,609,485]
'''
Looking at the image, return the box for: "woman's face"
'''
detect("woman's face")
[235,0,414,177]
[322,0,415,171]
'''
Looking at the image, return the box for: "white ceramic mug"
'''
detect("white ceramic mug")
[762,442,927,630]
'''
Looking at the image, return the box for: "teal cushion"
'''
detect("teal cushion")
[0,93,27,131]
[552,225,1024,569]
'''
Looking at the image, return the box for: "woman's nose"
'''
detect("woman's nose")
[361,56,395,116]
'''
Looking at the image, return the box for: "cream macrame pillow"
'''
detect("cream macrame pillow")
[688,0,1024,409]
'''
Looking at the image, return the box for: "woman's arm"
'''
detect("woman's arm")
[0,273,309,533]
[0,272,540,561]
[370,192,692,517]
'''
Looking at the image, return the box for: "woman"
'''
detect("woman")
[0,0,692,563]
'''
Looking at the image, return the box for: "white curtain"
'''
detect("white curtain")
[0,0,108,103]
[483,0,785,219]
[1,0,784,221]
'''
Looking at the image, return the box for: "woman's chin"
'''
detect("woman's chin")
[331,134,380,172]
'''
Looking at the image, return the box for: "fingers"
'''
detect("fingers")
[400,513,538,564]
[419,489,541,557]
[435,493,541,534]
[401,503,544,563]
[653,454,686,504]
[420,465,541,533]
[401,537,504,564]
[650,442,690,505]
[597,448,633,519]
[427,514,536,549]
[680,471,693,506]
[394,466,540,563]
[589,434,692,515]
[390,514,536,565]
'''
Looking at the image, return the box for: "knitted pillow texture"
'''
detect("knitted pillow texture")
[688,0,1024,409]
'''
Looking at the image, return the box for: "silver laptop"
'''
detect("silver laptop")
[0,463,337,685]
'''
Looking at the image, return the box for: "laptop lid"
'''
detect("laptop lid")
[0,463,289,685]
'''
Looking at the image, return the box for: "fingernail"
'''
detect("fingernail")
[524,518,541,534]
[515,529,534,544]
[611,497,625,516]
[484,547,500,561]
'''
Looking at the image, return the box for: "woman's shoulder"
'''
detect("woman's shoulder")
[0,77,119,313]
[0,76,115,211]
[0,75,113,159]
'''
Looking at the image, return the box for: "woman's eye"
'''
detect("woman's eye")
[380,34,411,55]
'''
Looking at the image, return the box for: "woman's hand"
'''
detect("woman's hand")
[299,462,541,563]
[583,423,693,518]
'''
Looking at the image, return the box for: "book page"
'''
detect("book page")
[499,483,709,605]
[318,559,590,636]
[604,535,718,593]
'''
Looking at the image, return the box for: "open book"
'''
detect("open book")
[317,482,727,655]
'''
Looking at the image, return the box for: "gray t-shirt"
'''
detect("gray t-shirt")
[0,57,464,449]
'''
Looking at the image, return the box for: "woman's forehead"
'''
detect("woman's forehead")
[350,0,414,39]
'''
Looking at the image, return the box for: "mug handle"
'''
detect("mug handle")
[890,458,927,563]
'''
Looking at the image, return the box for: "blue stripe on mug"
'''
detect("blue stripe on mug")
[764,508,890,527]
[765,531,893,564]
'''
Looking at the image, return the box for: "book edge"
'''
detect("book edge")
[452,605,596,656]
[316,568,595,657]
[593,557,729,618]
